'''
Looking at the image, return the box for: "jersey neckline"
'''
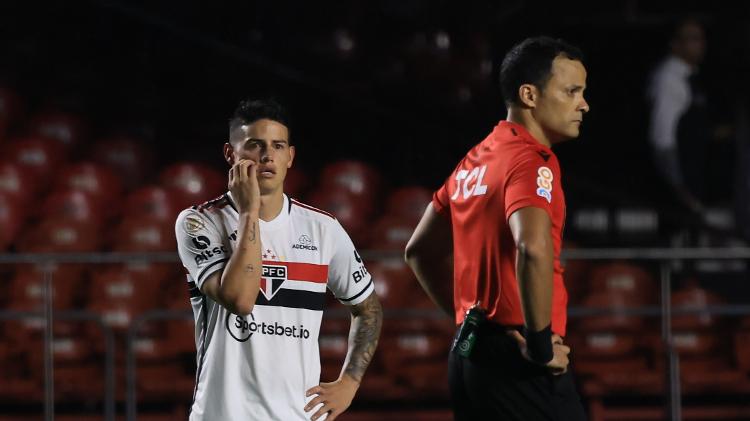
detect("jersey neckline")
[225,192,290,231]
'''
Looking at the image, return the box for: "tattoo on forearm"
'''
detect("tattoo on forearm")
[344,294,383,382]
[249,222,256,243]
[244,264,254,273]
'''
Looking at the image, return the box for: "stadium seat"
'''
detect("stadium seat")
[124,185,181,222]
[367,259,424,309]
[587,262,658,306]
[55,162,123,215]
[3,135,66,183]
[386,186,432,223]
[735,316,750,373]
[378,318,452,397]
[319,160,381,214]
[0,161,37,209]
[40,189,107,227]
[0,192,24,250]
[159,162,225,211]
[110,216,179,283]
[90,135,154,190]
[368,215,416,250]
[16,218,100,253]
[306,188,368,244]
[27,110,88,154]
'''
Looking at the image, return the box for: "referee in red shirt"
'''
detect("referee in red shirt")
[405,36,589,420]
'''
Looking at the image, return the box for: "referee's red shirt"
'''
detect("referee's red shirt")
[433,120,569,336]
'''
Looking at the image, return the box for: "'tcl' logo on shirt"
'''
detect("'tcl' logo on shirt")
[450,165,489,201]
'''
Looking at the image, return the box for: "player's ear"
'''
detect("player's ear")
[287,145,295,169]
[518,84,538,108]
[223,142,235,165]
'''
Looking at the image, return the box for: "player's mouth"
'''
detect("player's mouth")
[258,167,276,178]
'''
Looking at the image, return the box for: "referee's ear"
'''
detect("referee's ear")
[518,84,538,109]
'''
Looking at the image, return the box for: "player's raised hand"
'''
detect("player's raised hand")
[228,159,261,216]
[304,374,359,421]
[507,330,570,375]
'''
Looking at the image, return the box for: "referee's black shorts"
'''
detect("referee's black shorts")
[448,322,587,421]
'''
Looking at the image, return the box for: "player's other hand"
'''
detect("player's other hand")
[228,159,261,216]
[304,374,360,421]
[507,330,570,375]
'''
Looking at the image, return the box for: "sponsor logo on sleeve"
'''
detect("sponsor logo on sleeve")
[536,166,553,203]
[193,235,228,265]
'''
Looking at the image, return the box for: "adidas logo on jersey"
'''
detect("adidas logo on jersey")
[291,234,318,251]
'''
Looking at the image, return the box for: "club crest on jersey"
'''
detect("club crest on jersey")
[536,166,553,203]
[260,265,288,300]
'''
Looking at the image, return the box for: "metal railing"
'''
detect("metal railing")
[3,248,750,421]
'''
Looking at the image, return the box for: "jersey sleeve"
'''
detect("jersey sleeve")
[431,183,451,215]
[175,209,230,290]
[504,150,558,221]
[326,220,374,306]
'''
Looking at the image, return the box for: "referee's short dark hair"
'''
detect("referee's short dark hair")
[500,36,584,107]
[229,98,290,136]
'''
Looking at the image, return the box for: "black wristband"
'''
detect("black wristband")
[524,325,553,365]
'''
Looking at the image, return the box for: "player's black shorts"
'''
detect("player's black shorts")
[448,322,587,421]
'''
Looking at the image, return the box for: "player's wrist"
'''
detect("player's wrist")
[340,372,362,387]
[524,324,553,365]
[239,210,259,219]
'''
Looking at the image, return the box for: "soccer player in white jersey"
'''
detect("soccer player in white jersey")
[175,99,383,421]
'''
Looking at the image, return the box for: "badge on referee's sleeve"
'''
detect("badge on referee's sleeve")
[536,166,553,203]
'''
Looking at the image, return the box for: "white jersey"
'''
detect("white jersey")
[175,193,374,421]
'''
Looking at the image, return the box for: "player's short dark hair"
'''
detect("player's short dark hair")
[229,98,290,137]
[500,36,584,107]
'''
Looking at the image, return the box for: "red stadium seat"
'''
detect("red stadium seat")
[0,161,37,208]
[0,192,24,250]
[124,185,181,222]
[90,135,154,190]
[386,186,432,223]
[3,135,66,183]
[159,162,225,210]
[587,262,657,305]
[16,219,100,253]
[89,267,163,312]
[320,160,381,214]
[111,217,178,282]
[368,215,417,250]
[367,259,425,309]
[112,217,176,253]
[40,190,107,227]
[577,290,646,332]
[55,162,123,213]
[306,189,368,244]
[379,318,452,396]
[27,110,88,153]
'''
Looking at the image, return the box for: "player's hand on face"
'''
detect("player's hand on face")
[228,159,261,215]
[304,374,360,421]
[507,330,570,376]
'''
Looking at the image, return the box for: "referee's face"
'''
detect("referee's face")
[226,118,295,195]
[534,56,589,144]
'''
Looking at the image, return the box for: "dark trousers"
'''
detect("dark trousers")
[448,323,587,421]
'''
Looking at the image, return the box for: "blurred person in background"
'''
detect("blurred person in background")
[175,98,382,421]
[647,17,734,215]
[405,37,588,421]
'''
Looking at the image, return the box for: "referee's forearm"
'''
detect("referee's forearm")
[515,242,553,331]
